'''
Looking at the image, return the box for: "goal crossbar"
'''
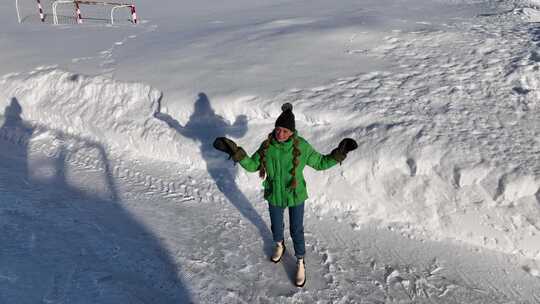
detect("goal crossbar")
[76,1,132,6]
[16,0,137,24]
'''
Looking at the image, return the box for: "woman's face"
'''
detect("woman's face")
[275,127,294,142]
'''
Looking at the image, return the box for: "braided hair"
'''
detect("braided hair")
[258,131,301,189]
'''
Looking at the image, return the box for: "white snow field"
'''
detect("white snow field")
[2,0,540,303]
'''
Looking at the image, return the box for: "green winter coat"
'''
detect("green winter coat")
[239,133,338,208]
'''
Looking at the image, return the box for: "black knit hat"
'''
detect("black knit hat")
[275,103,295,131]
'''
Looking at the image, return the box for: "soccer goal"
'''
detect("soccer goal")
[15,0,52,23]
[16,0,137,25]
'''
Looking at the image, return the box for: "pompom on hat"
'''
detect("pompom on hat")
[275,103,295,132]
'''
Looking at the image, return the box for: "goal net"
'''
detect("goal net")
[16,0,137,25]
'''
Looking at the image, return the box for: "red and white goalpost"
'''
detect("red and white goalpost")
[16,0,50,23]
[16,0,137,24]
[71,1,137,25]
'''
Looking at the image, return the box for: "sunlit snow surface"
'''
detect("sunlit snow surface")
[1,0,540,303]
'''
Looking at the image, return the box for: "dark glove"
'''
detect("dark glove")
[213,137,247,162]
[330,138,358,163]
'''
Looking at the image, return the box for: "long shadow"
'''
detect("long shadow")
[0,97,34,182]
[154,93,274,257]
[0,99,193,303]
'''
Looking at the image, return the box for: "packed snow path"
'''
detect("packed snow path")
[1,116,540,303]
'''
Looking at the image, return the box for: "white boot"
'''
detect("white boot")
[295,258,306,287]
[271,241,285,263]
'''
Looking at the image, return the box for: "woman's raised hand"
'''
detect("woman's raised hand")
[330,138,358,163]
[213,137,247,162]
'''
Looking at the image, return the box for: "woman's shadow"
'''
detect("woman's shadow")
[154,93,274,257]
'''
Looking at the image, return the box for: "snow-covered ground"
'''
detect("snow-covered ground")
[2,0,540,302]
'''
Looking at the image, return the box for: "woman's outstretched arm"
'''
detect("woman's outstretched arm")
[239,148,262,173]
[305,141,338,171]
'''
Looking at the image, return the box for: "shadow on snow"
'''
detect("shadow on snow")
[153,93,274,254]
[0,97,193,304]
[154,93,300,284]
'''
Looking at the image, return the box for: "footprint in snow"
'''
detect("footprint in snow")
[311,86,330,92]
[522,265,540,278]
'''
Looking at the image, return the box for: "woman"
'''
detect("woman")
[213,103,357,287]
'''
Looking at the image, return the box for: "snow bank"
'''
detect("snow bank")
[2,63,540,262]
[225,69,540,261]
[0,67,198,165]
[308,108,540,260]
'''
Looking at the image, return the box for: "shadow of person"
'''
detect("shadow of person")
[0,97,34,182]
[3,97,24,126]
[154,93,273,257]
[0,103,193,303]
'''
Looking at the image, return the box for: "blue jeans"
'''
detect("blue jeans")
[268,202,305,258]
